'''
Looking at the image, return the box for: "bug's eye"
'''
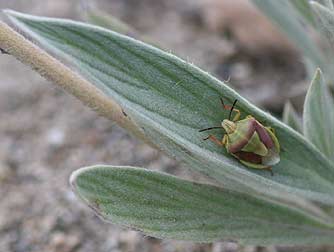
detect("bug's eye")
[269,127,275,133]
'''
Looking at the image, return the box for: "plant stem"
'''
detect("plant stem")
[0,20,146,140]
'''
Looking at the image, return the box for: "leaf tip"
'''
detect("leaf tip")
[3,9,23,20]
[69,168,80,190]
[69,165,95,192]
[69,166,110,222]
[315,67,322,75]
[3,9,44,27]
[310,68,323,86]
[3,9,30,28]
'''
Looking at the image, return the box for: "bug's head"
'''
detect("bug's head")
[222,119,236,134]
[198,99,239,134]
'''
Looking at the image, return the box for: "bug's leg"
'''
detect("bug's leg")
[220,98,234,111]
[220,98,240,121]
[220,98,228,110]
[203,135,223,146]
[231,109,240,122]
[222,134,228,146]
[264,167,274,176]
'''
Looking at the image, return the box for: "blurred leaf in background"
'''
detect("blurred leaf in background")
[282,101,303,133]
[303,69,334,163]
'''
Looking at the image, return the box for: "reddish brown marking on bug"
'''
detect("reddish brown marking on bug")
[234,151,262,164]
[253,120,274,148]
[228,118,274,153]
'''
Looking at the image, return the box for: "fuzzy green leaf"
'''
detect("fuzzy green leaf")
[5,11,334,216]
[304,69,334,162]
[282,101,303,133]
[71,165,334,245]
[252,0,325,71]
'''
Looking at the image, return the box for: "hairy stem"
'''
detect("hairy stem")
[0,20,146,140]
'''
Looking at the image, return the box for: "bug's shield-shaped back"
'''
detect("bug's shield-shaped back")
[262,128,280,166]
[226,118,280,169]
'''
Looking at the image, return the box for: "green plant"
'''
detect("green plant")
[252,0,334,85]
[0,7,334,246]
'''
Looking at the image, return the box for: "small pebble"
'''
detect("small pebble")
[46,128,65,147]
[48,232,80,252]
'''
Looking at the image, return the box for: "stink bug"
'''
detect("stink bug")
[199,99,280,174]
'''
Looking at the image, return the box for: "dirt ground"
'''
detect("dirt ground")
[0,0,330,252]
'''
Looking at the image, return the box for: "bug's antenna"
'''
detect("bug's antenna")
[199,126,223,132]
[229,99,238,120]
[220,98,225,108]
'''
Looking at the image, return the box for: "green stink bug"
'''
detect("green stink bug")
[199,99,280,174]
